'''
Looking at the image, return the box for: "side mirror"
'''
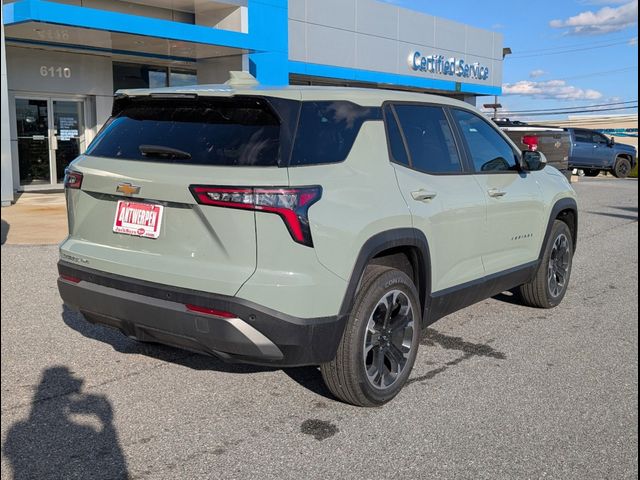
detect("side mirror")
[521,150,547,171]
[608,137,615,147]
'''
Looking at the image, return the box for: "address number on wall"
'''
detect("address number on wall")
[40,66,72,79]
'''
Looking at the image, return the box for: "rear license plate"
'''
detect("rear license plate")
[113,200,164,239]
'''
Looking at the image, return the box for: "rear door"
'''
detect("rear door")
[386,103,486,293]
[450,108,545,275]
[570,129,595,167]
[62,95,289,296]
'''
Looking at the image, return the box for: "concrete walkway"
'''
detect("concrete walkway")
[1,193,67,245]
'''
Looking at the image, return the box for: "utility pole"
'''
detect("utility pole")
[484,47,512,121]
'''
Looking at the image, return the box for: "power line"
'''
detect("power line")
[511,34,636,55]
[506,105,638,117]
[554,66,638,81]
[500,100,638,114]
[509,39,634,58]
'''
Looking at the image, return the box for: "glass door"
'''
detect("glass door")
[16,98,51,186]
[52,100,85,184]
[15,97,86,188]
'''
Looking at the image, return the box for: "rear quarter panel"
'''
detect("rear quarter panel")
[286,121,412,282]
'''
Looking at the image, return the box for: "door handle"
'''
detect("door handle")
[411,190,438,201]
[488,188,507,198]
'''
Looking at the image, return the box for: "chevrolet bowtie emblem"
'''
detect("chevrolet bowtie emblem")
[116,183,141,195]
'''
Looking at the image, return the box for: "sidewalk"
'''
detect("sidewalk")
[1,193,68,245]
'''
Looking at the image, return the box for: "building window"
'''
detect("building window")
[112,63,196,91]
[170,69,197,87]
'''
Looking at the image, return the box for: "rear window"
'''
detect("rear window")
[87,97,281,166]
[290,101,381,166]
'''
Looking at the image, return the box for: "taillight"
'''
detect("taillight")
[60,274,81,283]
[64,169,83,189]
[185,304,236,318]
[522,135,539,151]
[190,185,322,247]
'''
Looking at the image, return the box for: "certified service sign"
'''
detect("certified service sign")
[408,51,490,81]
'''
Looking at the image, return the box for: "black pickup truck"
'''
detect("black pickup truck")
[493,120,571,178]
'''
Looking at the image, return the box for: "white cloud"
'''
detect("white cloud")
[630,36,639,45]
[550,0,638,35]
[502,80,603,100]
[529,69,547,78]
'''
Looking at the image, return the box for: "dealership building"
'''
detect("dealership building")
[0,0,504,205]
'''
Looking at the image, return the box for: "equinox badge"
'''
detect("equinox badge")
[116,183,141,196]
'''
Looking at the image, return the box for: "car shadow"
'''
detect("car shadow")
[1,219,9,245]
[62,306,336,400]
[492,290,524,306]
[3,366,130,480]
[61,307,508,402]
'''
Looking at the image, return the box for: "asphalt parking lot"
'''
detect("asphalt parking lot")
[1,177,638,480]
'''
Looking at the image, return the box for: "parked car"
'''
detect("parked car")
[493,120,572,179]
[566,128,637,178]
[58,74,578,407]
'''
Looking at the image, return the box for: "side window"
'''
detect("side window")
[593,133,609,145]
[451,109,518,173]
[574,130,592,143]
[383,105,409,166]
[290,101,381,166]
[393,104,462,174]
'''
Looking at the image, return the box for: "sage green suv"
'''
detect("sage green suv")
[58,73,577,407]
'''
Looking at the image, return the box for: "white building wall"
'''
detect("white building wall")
[1,22,13,205]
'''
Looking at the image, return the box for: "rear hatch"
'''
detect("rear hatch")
[62,94,291,296]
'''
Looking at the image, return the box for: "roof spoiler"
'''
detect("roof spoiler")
[225,71,259,87]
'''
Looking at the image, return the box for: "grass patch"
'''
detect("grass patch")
[630,163,638,178]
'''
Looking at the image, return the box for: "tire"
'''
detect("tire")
[613,157,632,178]
[320,265,421,407]
[583,169,600,177]
[518,220,573,308]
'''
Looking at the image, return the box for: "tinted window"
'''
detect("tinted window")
[393,105,462,174]
[383,105,409,166]
[87,97,280,166]
[452,109,518,172]
[574,130,592,143]
[290,101,380,166]
[593,133,609,144]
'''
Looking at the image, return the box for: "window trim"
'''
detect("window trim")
[448,107,524,175]
[381,104,410,167]
[382,100,471,176]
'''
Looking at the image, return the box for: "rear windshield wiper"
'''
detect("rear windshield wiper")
[139,144,192,160]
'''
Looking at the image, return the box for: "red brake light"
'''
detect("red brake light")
[64,169,83,189]
[190,185,322,247]
[522,135,539,151]
[60,274,81,283]
[185,304,236,318]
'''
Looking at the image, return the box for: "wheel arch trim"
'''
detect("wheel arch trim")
[540,197,578,259]
[338,228,432,321]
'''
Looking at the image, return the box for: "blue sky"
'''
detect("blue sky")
[383,0,638,119]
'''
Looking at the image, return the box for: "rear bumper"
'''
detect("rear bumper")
[57,262,346,367]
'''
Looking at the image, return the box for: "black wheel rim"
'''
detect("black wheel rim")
[617,162,630,177]
[548,233,571,298]
[363,290,415,390]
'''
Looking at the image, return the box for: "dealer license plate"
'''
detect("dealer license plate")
[113,200,164,239]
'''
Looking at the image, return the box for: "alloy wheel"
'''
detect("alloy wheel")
[363,290,415,389]
[548,233,571,297]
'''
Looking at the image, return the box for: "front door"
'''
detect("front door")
[15,97,86,189]
[449,108,546,275]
